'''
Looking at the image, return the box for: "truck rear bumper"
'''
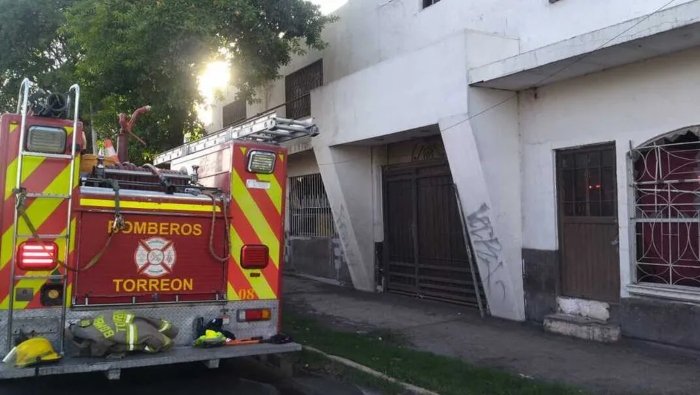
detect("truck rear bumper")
[0,342,301,380]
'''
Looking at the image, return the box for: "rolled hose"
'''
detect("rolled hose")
[29,91,69,118]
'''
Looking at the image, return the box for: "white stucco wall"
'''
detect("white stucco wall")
[210,0,698,130]
[287,151,320,178]
[512,0,696,51]
[211,0,696,132]
[520,46,700,297]
[316,32,469,145]
[204,0,700,316]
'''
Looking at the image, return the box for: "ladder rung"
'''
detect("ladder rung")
[14,274,66,280]
[24,193,71,199]
[22,152,73,160]
[16,234,69,239]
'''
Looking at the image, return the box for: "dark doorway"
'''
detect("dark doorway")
[556,143,620,302]
[383,161,483,306]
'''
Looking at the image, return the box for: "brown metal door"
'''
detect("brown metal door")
[383,162,483,306]
[557,143,620,302]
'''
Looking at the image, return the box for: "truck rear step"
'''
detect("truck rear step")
[0,342,301,380]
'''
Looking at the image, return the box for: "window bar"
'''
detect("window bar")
[667,171,672,285]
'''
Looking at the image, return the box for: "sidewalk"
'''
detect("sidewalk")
[283,275,700,395]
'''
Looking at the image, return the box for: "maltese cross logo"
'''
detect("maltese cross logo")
[134,237,176,278]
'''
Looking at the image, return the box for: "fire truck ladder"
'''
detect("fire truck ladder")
[6,79,81,354]
[153,112,319,165]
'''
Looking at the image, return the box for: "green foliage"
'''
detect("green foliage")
[284,312,586,395]
[0,0,334,163]
[0,0,77,110]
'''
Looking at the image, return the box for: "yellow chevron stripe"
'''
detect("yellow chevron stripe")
[232,171,279,268]
[0,164,72,271]
[65,283,73,306]
[62,219,78,308]
[0,218,75,310]
[256,173,282,214]
[4,156,47,202]
[227,282,241,301]
[0,124,78,310]
[227,224,242,301]
[68,217,77,253]
[226,223,243,301]
[0,270,50,309]
[3,125,76,200]
[246,270,276,299]
[80,199,220,213]
[73,153,81,188]
[230,226,275,299]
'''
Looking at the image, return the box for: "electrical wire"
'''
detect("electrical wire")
[280,0,682,169]
[440,0,680,133]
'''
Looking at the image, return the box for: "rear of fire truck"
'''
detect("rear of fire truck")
[0,79,317,379]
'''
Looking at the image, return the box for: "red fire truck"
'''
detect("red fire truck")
[0,79,316,379]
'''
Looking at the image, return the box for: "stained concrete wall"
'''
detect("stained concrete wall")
[306,32,470,293]
[306,30,527,319]
[207,0,698,132]
[520,47,700,303]
[287,150,320,178]
[522,249,559,322]
[284,151,352,285]
[206,0,700,324]
[440,86,525,320]
[621,297,700,348]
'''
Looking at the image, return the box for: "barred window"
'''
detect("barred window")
[289,173,336,237]
[222,99,246,127]
[285,60,323,120]
[633,128,700,288]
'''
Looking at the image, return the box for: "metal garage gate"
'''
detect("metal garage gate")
[382,161,484,307]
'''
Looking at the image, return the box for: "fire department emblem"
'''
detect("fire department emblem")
[134,237,176,278]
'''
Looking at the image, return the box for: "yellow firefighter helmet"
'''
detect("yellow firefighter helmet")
[13,337,61,368]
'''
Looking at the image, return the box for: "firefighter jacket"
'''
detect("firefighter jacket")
[68,311,179,357]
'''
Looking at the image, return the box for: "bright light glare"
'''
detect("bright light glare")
[197,60,231,125]
[309,0,347,14]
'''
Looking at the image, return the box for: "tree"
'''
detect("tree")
[0,0,77,111]
[0,0,334,162]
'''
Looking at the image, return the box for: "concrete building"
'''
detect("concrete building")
[209,0,700,348]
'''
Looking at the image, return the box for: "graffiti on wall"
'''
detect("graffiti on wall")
[467,203,507,301]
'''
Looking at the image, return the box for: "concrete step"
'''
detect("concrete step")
[543,313,620,343]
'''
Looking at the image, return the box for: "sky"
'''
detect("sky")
[309,0,348,14]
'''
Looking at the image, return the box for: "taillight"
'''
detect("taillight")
[237,308,271,322]
[17,242,58,270]
[240,244,268,269]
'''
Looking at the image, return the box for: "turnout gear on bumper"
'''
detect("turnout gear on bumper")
[68,311,178,357]
[193,329,227,348]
